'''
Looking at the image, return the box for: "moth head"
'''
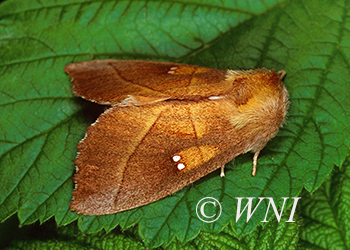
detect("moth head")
[227,69,289,133]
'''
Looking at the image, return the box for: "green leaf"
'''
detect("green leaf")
[1,0,349,248]
[193,212,300,250]
[3,211,300,250]
[299,157,350,249]
[4,223,145,250]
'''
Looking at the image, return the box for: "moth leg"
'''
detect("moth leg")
[251,151,260,176]
[220,165,225,177]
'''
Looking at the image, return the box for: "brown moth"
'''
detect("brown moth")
[65,60,289,215]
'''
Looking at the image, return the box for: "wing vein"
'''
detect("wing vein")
[115,109,164,197]
[108,62,164,94]
[188,107,205,163]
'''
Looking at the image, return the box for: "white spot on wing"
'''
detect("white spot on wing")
[118,95,137,106]
[168,66,178,74]
[177,163,185,170]
[173,155,181,162]
[208,96,222,100]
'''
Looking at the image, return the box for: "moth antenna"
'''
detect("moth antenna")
[277,70,286,80]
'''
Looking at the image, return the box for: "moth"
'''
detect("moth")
[65,60,289,215]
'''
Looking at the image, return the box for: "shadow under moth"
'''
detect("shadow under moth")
[65,60,289,215]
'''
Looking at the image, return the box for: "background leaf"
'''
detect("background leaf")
[298,157,350,249]
[3,211,299,250]
[1,0,350,248]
